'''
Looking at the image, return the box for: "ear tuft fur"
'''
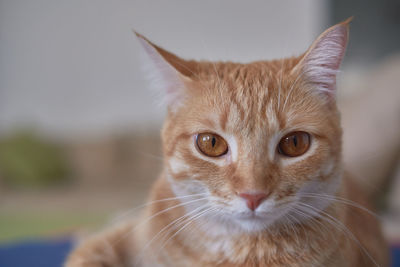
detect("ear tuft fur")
[296,18,351,96]
[134,32,192,110]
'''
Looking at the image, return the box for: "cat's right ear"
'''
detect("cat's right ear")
[135,32,194,109]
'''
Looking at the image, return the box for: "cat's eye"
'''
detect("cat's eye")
[196,133,228,157]
[278,131,311,157]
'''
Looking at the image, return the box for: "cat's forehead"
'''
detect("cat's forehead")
[188,58,322,134]
[198,59,299,90]
[197,59,302,108]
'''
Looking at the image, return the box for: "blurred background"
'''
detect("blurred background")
[1,0,399,265]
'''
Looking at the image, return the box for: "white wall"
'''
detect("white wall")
[0,0,328,138]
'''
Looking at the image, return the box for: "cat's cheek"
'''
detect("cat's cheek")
[320,159,336,178]
[166,172,210,198]
[294,171,342,216]
[307,144,340,181]
[225,135,238,162]
[168,157,190,174]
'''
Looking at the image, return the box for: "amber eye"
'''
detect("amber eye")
[278,131,311,157]
[196,133,228,157]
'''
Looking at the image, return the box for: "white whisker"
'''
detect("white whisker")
[112,193,209,223]
[277,57,285,112]
[296,202,379,267]
[282,69,308,111]
[111,196,209,247]
[135,204,209,265]
[299,192,380,219]
[157,207,216,253]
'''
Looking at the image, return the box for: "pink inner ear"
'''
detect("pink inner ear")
[137,36,186,108]
[302,25,349,94]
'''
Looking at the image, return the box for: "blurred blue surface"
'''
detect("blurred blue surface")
[0,238,73,267]
[393,244,400,267]
[0,239,399,267]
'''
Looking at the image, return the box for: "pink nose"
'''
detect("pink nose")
[239,192,268,211]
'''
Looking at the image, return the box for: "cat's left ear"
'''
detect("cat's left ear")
[293,18,352,97]
[135,32,195,110]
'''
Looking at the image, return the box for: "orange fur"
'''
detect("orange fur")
[66,19,389,267]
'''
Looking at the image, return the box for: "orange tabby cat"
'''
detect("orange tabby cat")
[66,19,389,267]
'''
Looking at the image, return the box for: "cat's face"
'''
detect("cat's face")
[137,20,349,233]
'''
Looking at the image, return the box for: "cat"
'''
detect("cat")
[65,18,389,267]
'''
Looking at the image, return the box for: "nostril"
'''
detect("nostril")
[239,192,268,211]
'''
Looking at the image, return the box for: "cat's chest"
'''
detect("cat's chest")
[139,232,323,267]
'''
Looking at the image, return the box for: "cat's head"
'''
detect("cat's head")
[137,19,350,233]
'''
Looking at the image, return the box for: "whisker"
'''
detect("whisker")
[290,206,343,266]
[285,208,334,259]
[277,57,285,112]
[286,208,310,245]
[282,213,301,245]
[296,202,379,267]
[111,196,209,247]
[137,151,164,161]
[111,193,209,223]
[282,69,308,111]
[157,207,216,253]
[299,193,380,219]
[131,196,209,229]
[290,206,331,240]
[135,204,209,265]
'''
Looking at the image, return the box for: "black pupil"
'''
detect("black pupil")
[211,137,216,147]
[293,136,297,147]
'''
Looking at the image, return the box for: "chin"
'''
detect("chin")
[216,212,279,234]
[235,219,272,233]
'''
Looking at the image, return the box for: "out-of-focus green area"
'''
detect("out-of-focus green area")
[0,131,69,188]
[0,129,161,243]
[0,212,106,243]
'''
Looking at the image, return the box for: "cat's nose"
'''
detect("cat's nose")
[239,192,268,211]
